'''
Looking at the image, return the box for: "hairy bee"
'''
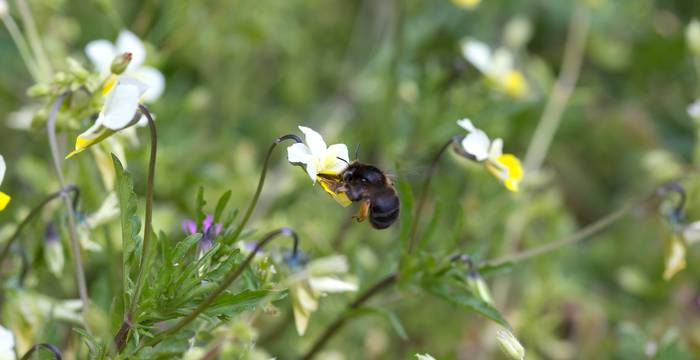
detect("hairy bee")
[318,162,400,230]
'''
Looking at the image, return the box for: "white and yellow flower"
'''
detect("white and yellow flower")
[286,255,357,335]
[287,126,352,206]
[85,30,164,102]
[450,0,480,9]
[0,155,10,211]
[415,354,437,360]
[0,325,15,360]
[457,119,523,192]
[66,76,148,158]
[461,39,528,98]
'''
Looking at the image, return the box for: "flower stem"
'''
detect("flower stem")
[19,343,62,360]
[114,105,157,352]
[480,189,659,269]
[227,134,301,243]
[132,228,299,353]
[301,272,398,360]
[0,185,78,266]
[406,135,464,254]
[47,94,90,317]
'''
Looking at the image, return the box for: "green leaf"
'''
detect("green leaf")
[424,277,510,328]
[113,154,142,308]
[172,233,202,265]
[478,261,514,278]
[346,307,408,340]
[214,190,232,224]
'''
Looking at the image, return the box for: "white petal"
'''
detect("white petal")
[287,143,312,164]
[0,325,14,354]
[322,143,350,173]
[307,255,349,276]
[683,221,700,244]
[305,162,319,182]
[85,39,116,75]
[309,276,358,293]
[688,99,700,118]
[133,66,165,102]
[0,155,5,186]
[489,138,503,159]
[461,131,491,161]
[491,48,514,77]
[101,77,148,129]
[298,126,328,156]
[462,40,492,74]
[457,118,476,132]
[116,30,146,68]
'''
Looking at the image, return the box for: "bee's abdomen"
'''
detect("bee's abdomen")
[369,189,400,229]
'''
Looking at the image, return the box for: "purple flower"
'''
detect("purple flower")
[181,214,223,256]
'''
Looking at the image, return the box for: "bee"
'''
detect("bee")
[318,161,400,230]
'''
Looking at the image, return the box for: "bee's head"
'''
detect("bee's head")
[342,162,386,186]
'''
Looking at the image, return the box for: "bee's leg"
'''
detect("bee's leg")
[353,200,370,223]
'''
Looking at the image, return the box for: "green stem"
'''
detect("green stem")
[19,343,62,360]
[301,272,399,360]
[406,135,463,254]
[115,105,157,352]
[133,228,299,353]
[0,185,78,266]
[227,134,301,243]
[1,14,41,82]
[15,0,52,80]
[47,94,90,316]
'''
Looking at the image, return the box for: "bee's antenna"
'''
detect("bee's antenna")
[354,144,360,160]
[337,157,349,165]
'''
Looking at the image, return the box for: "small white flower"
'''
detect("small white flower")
[67,76,148,158]
[496,327,525,360]
[85,30,164,102]
[687,99,700,120]
[287,255,357,335]
[0,155,10,211]
[457,119,523,192]
[287,126,349,182]
[415,354,437,360]
[461,39,528,98]
[0,325,15,360]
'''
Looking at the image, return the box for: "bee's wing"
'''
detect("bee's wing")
[384,165,433,183]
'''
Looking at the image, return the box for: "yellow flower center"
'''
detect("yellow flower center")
[485,154,523,192]
[0,191,10,211]
[502,70,527,99]
[102,74,118,97]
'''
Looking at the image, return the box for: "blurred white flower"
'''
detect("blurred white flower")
[687,19,700,57]
[67,76,148,158]
[287,126,352,206]
[85,30,164,102]
[0,155,10,211]
[286,255,357,335]
[496,327,525,360]
[457,119,523,192]
[461,39,528,98]
[415,354,436,360]
[0,325,15,360]
[687,99,700,120]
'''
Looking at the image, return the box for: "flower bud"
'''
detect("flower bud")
[0,1,8,17]
[26,84,51,97]
[44,221,65,276]
[466,271,494,305]
[110,52,132,75]
[67,57,89,81]
[504,16,533,50]
[687,19,700,57]
[496,327,525,360]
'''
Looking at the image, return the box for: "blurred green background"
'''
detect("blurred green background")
[2,0,700,358]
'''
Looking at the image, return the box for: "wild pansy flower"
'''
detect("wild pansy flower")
[450,0,479,9]
[457,119,523,192]
[0,155,9,211]
[287,126,352,206]
[0,325,14,360]
[285,255,357,335]
[85,30,164,102]
[66,76,148,158]
[461,39,528,98]
[182,214,223,257]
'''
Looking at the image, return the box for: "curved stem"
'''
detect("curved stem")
[20,343,62,360]
[481,190,657,269]
[406,135,464,254]
[115,104,157,353]
[227,134,301,243]
[134,228,299,353]
[302,272,398,360]
[47,94,90,314]
[0,185,78,266]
